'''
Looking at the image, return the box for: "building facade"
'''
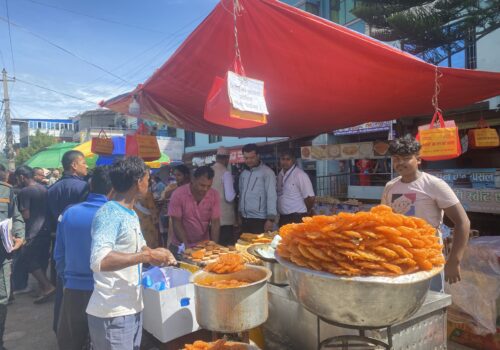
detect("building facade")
[12,118,75,148]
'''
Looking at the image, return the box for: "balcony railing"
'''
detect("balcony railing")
[316,172,393,199]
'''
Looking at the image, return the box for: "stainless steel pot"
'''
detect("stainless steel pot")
[247,244,288,286]
[276,254,443,327]
[191,265,271,333]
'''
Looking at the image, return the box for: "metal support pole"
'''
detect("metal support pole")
[1,69,15,170]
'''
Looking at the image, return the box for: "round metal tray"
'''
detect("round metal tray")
[275,253,443,327]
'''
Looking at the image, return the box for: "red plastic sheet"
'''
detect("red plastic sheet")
[102,0,500,137]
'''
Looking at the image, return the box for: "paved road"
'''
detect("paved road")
[4,287,57,350]
[2,282,474,350]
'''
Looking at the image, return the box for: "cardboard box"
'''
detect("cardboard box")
[142,268,199,343]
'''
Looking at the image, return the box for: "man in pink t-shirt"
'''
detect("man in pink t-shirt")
[168,166,221,254]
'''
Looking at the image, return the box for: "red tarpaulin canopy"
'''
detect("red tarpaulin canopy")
[102,0,500,137]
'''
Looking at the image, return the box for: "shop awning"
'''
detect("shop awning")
[101,0,500,138]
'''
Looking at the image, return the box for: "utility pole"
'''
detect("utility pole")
[1,69,15,171]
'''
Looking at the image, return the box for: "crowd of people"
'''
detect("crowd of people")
[0,137,470,350]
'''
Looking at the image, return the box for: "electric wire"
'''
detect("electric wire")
[15,77,97,105]
[23,0,165,34]
[0,15,131,84]
[5,0,16,76]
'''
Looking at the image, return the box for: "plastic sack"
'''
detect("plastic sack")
[126,134,161,161]
[142,266,170,291]
[417,111,461,161]
[91,129,114,155]
[445,237,500,335]
[204,61,268,129]
[142,266,191,291]
[468,119,500,149]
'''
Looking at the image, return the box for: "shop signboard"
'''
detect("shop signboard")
[300,142,384,160]
[453,188,500,214]
[426,168,500,214]
[333,121,392,136]
[426,168,497,189]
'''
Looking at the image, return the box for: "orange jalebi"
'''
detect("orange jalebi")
[277,205,444,277]
[197,279,250,289]
[184,340,247,350]
[204,253,245,274]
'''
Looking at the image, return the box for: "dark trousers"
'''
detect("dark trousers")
[218,225,235,246]
[241,218,267,234]
[16,235,51,274]
[53,275,64,333]
[12,251,28,291]
[279,212,307,227]
[57,288,93,350]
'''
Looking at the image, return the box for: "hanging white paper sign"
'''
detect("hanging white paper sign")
[227,71,269,115]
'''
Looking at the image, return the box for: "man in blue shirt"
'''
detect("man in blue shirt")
[48,150,89,333]
[54,166,112,350]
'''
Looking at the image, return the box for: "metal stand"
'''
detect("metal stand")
[211,331,250,344]
[317,317,393,350]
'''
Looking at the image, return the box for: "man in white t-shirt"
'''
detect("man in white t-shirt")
[277,149,315,227]
[381,136,470,288]
[87,158,176,350]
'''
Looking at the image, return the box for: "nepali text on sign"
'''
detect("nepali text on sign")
[227,71,269,115]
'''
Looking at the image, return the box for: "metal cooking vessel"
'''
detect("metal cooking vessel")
[247,244,288,286]
[192,265,271,333]
[276,254,443,327]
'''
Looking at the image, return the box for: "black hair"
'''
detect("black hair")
[33,167,44,174]
[389,136,422,156]
[15,165,34,179]
[62,150,84,171]
[280,149,296,159]
[174,164,191,178]
[193,166,215,180]
[109,157,147,193]
[242,143,259,154]
[216,154,229,161]
[90,166,113,196]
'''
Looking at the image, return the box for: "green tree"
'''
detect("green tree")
[15,130,57,166]
[352,0,500,65]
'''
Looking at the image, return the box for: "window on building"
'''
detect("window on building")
[337,0,358,25]
[41,122,47,129]
[208,134,222,144]
[300,0,320,16]
[167,127,177,138]
[37,122,42,129]
[50,122,55,130]
[74,122,79,132]
[56,123,60,130]
[29,121,35,129]
[185,131,196,147]
[330,0,340,23]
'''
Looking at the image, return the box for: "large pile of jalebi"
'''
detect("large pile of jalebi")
[276,205,445,277]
